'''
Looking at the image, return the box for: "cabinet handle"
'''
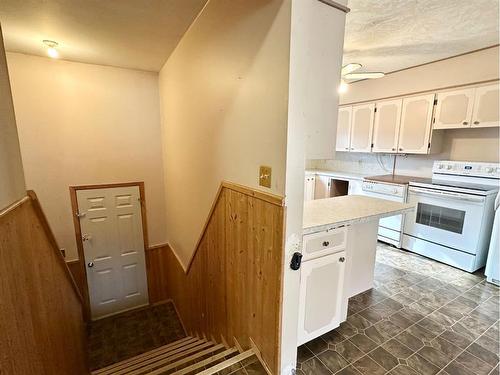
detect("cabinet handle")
[399,148,404,151]
[339,257,345,263]
[474,121,480,125]
[322,241,330,247]
[391,148,396,151]
[462,121,468,125]
[345,147,349,150]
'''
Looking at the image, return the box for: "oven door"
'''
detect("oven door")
[404,186,486,254]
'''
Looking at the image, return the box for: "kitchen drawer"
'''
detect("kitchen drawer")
[302,227,347,261]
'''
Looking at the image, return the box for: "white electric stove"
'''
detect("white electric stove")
[403,160,500,272]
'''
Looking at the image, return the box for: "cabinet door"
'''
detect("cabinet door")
[398,94,435,154]
[472,83,500,128]
[314,175,331,199]
[434,88,475,129]
[372,99,402,153]
[336,107,352,152]
[350,104,375,152]
[297,252,346,345]
[304,176,316,202]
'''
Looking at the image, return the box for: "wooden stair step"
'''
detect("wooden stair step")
[194,349,255,375]
[143,344,226,375]
[169,348,238,375]
[110,341,216,375]
[93,337,198,375]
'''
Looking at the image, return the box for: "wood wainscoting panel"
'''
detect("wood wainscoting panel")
[145,244,170,304]
[164,182,285,374]
[0,195,88,374]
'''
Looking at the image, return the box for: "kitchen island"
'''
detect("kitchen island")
[298,195,414,345]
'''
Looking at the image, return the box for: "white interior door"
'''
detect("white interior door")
[350,103,375,152]
[398,94,435,154]
[336,106,352,152]
[77,185,149,320]
[434,88,475,129]
[372,99,402,153]
[472,83,500,128]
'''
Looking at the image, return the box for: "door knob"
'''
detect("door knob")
[87,262,94,268]
[82,234,92,242]
[462,121,468,125]
[474,121,480,125]
[339,257,346,263]
[322,241,330,247]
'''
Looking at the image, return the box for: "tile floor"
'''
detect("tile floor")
[88,302,186,370]
[296,243,500,375]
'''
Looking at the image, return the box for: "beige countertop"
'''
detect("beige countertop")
[303,195,414,235]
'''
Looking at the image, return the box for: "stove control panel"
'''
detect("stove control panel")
[433,161,500,179]
[362,180,406,198]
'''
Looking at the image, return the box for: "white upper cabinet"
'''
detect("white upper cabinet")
[434,88,475,129]
[398,94,435,154]
[350,104,375,152]
[336,107,352,152]
[372,99,402,153]
[472,83,500,128]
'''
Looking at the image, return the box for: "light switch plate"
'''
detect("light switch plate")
[259,166,272,188]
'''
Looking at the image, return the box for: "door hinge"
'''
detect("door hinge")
[428,142,431,149]
[434,99,438,105]
[371,143,374,148]
[374,107,377,112]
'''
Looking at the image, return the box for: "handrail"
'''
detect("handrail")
[27,190,84,303]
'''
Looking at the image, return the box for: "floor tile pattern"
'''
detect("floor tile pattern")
[296,244,500,375]
[88,302,186,370]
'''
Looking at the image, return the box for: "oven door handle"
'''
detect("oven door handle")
[409,187,485,203]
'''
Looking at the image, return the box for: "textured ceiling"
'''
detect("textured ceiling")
[344,0,500,74]
[0,0,208,72]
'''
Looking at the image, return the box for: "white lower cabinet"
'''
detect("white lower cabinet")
[297,250,346,345]
[304,175,316,202]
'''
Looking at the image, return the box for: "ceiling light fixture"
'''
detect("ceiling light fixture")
[338,80,348,94]
[43,40,59,58]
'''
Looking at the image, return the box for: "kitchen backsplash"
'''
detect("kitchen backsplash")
[307,152,441,178]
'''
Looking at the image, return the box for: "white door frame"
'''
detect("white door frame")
[69,182,150,321]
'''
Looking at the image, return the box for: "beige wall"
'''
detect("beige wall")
[316,47,500,174]
[0,26,25,210]
[7,53,167,260]
[159,0,291,266]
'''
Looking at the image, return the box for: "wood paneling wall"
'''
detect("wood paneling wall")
[0,193,88,374]
[145,245,170,304]
[164,182,285,374]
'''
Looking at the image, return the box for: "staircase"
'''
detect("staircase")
[91,336,261,375]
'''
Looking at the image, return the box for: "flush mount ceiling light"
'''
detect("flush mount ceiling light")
[341,63,385,80]
[43,40,59,58]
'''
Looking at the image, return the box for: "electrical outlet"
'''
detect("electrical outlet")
[259,166,272,188]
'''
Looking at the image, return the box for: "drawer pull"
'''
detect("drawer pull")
[322,241,330,247]
[339,257,345,263]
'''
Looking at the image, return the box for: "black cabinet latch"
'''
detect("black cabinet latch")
[290,252,303,271]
